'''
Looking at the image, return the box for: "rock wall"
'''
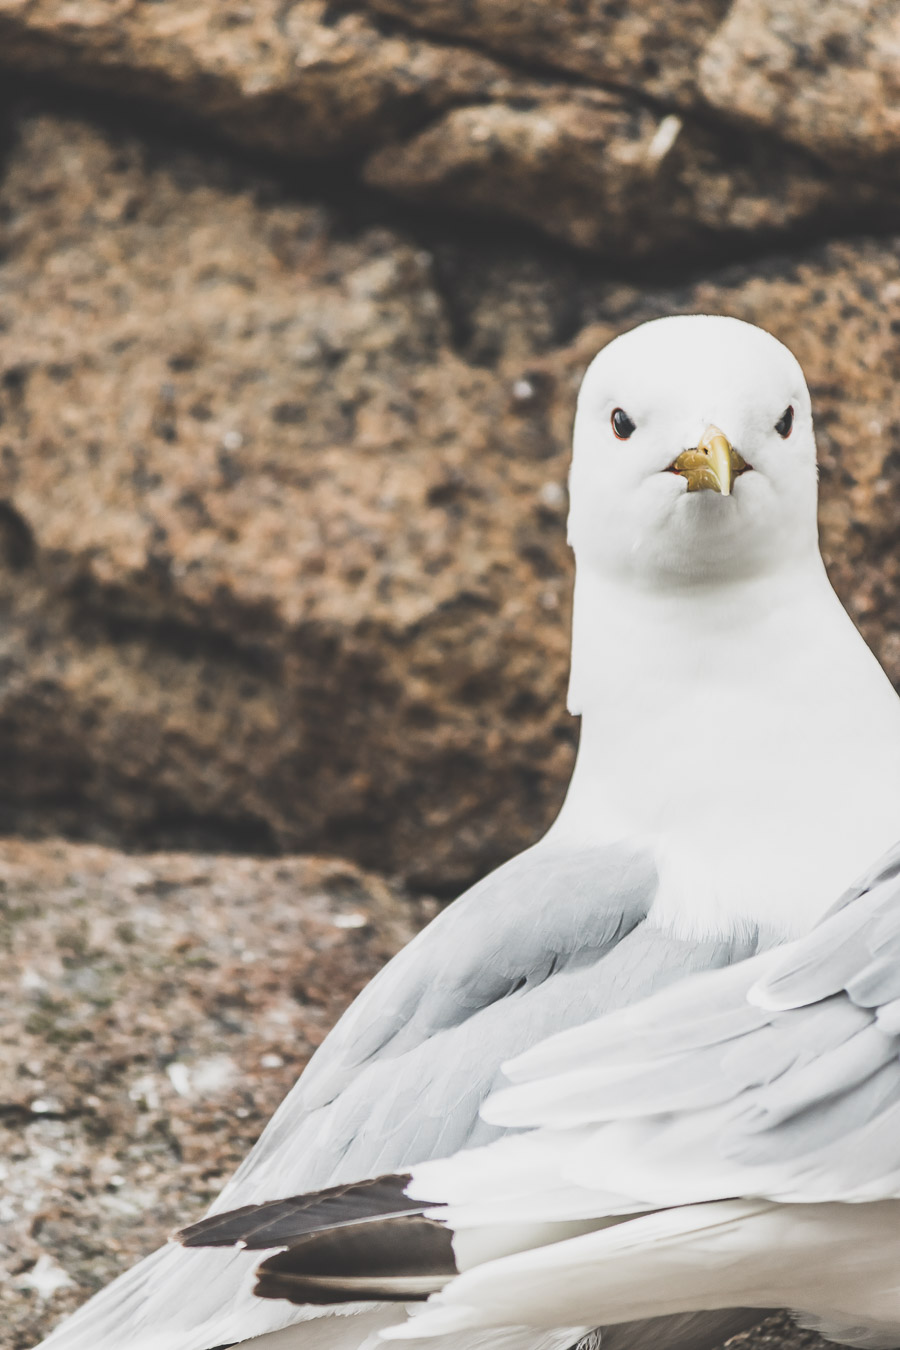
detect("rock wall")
[1,5,899,1344]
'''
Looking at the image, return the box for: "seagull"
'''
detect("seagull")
[182,845,900,1350]
[35,315,900,1350]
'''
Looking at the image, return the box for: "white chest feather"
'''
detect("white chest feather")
[551,564,900,939]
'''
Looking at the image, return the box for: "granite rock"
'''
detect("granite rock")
[0,111,578,892]
[348,0,731,107]
[0,838,428,1350]
[0,0,508,157]
[1,1,899,258]
[364,91,891,257]
[700,0,900,167]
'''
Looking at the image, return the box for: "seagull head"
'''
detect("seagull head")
[568,314,818,586]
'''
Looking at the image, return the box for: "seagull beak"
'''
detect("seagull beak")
[670,425,747,496]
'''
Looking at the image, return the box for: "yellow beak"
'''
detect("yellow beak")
[671,425,747,496]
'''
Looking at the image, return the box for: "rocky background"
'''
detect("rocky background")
[1,2,899,1345]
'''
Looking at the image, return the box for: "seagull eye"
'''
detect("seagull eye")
[775,406,794,438]
[611,408,636,440]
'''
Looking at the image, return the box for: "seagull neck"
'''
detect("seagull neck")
[565,554,833,735]
[547,553,900,938]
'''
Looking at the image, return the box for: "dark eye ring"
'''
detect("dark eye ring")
[611,408,636,440]
[775,406,794,438]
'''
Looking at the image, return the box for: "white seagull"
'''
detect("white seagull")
[186,845,900,1350]
[35,315,900,1350]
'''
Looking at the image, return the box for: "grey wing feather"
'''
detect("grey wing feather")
[755,838,900,1010]
[237,852,760,1184]
[219,840,658,1199]
[495,840,900,1206]
[285,842,652,1115]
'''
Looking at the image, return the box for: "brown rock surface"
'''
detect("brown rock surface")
[359,0,900,176]
[700,0,900,166]
[0,837,428,1349]
[2,1,899,257]
[0,110,579,891]
[1,110,900,888]
[363,92,886,257]
[0,0,508,157]
[349,0,731,107]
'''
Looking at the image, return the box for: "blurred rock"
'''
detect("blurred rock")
[1,0,899,257]
[0,111,899,889]
[700,0,900,166]
[0,837,428,1349]
[0,0,508,156]
[350,0,730,106]
[0,111,578,892]
[364,91,888,257]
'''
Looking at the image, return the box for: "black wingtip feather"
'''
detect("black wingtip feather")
[253,1215,458,1304]
[178,1173,454,1304]
[177,1173,425,1251]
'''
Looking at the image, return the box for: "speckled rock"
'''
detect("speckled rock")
[700,0,900,166]
[363,90,890,257]
[350,0,731,107]
[0,111,899,889]
[0,0,508,157]
[0,838,429,1350]
[1,0,899,258]
[0,111,578,892]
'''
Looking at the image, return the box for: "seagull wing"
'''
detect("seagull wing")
[207,843,900,1348]
[376,842,900,1347]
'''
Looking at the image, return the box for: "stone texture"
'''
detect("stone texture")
[2,1,899,260]
[0,110,579,892]
[0,0,508,157]
[350,0,731,107]
[1,110,900,889]
[0,838,429,1350]
[363,91,890,258]
[700,0,900,166]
